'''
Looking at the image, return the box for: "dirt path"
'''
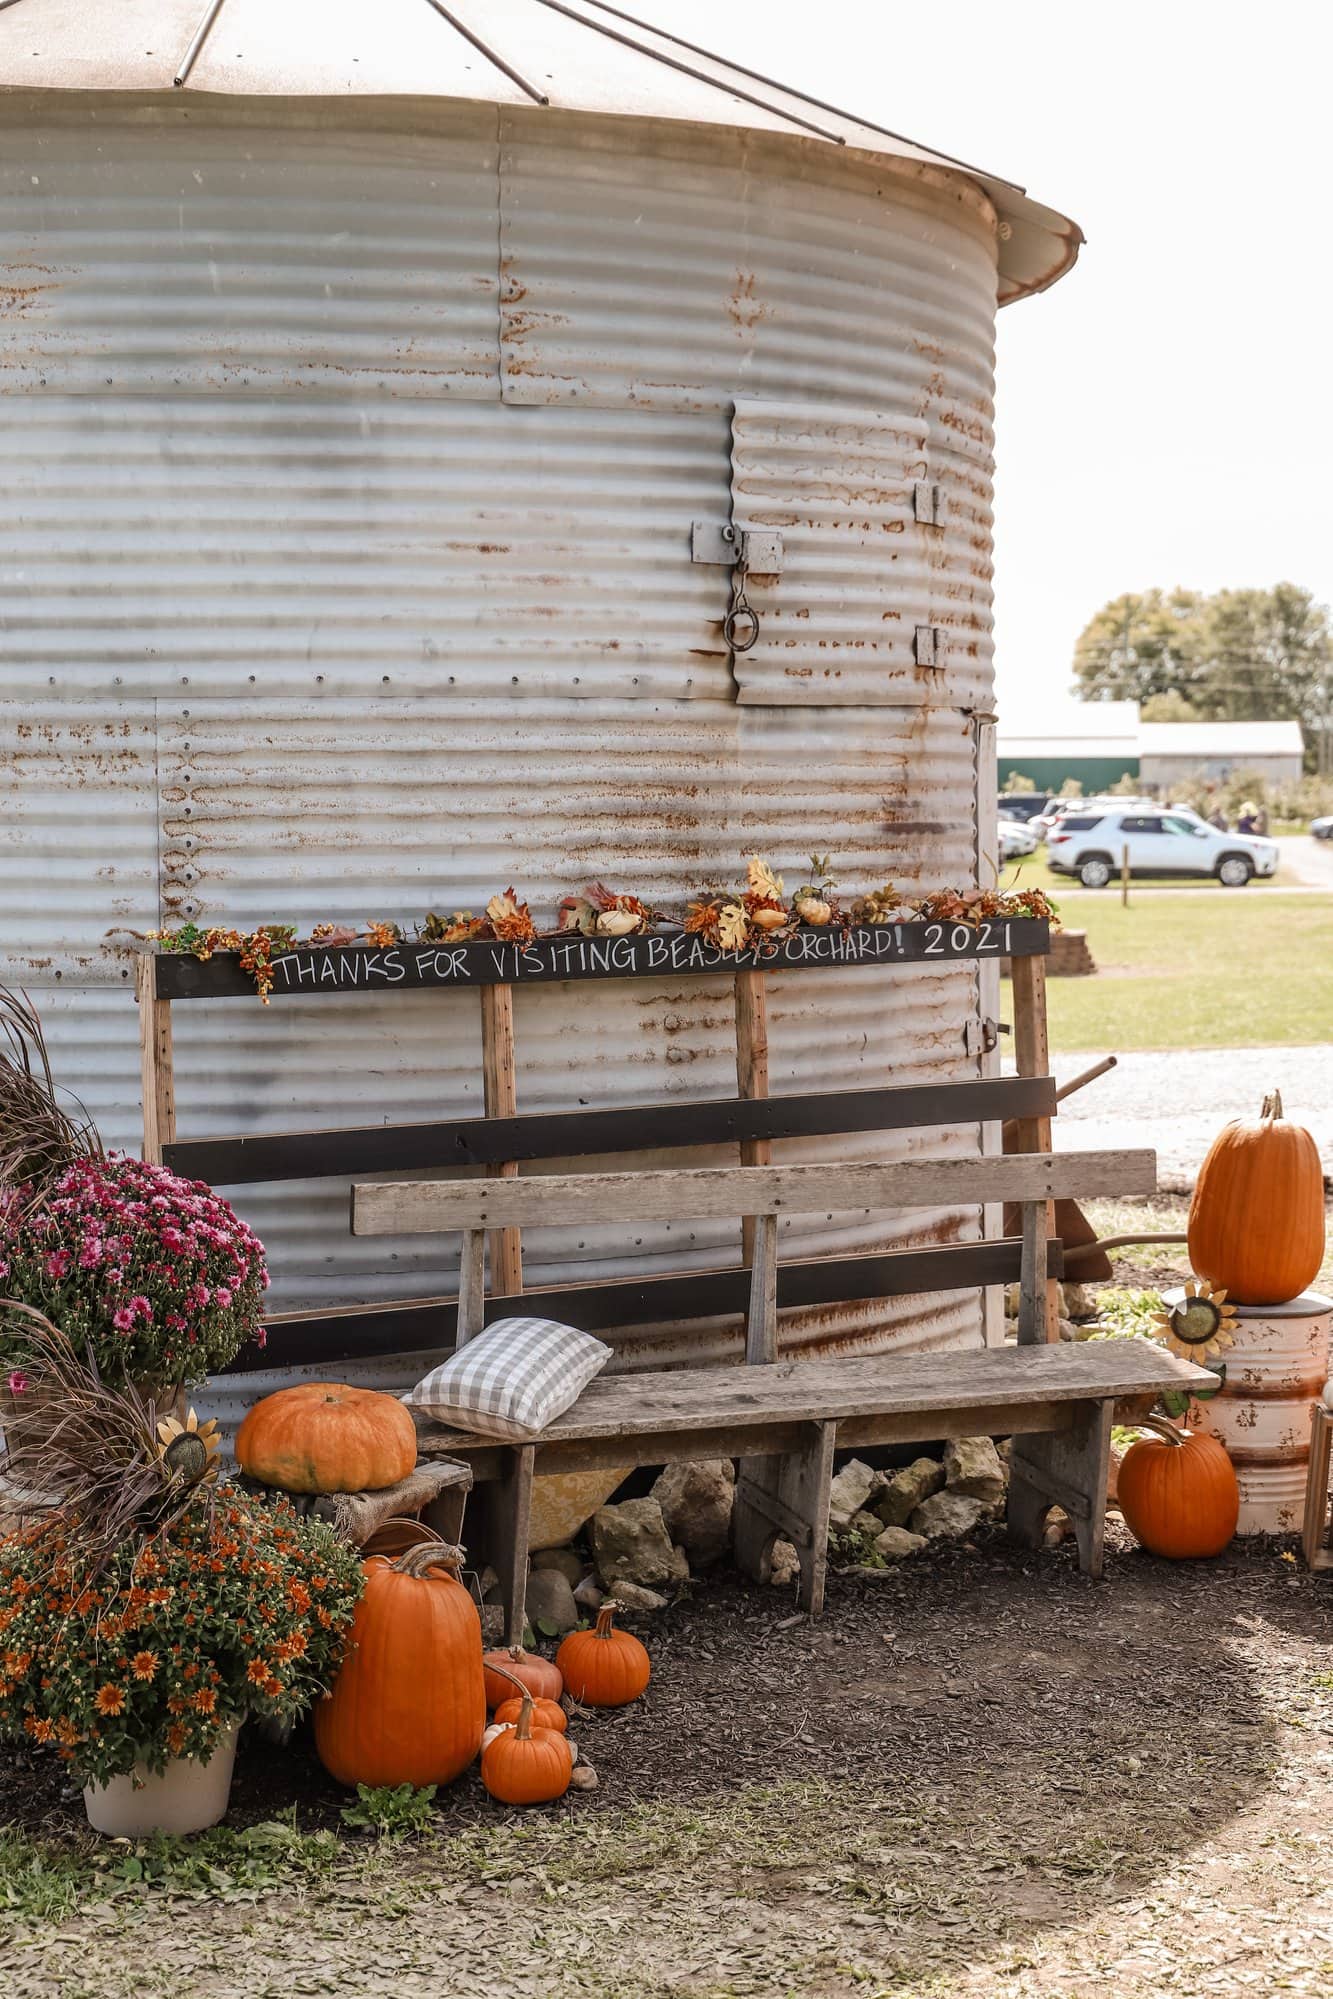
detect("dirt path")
[1282,835,1333,890]
[4,1534,1333,1998]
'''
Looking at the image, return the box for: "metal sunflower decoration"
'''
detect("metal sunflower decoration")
[155,1408,222,1486]
[1152,1280,1238,1364]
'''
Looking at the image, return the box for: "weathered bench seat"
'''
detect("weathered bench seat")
[410,1340,1212,1626]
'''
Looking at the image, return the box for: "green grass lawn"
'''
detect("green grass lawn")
[1002,889,1333,1051]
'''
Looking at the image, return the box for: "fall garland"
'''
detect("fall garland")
[147,860,1056,1000]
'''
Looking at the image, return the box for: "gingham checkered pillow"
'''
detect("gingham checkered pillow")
[405,1317,612,1441]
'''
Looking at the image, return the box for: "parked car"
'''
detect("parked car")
[1313,815,1333,842]
[996,793,1051,824]
[998,818,1039,860]
[1045,806,1279,888]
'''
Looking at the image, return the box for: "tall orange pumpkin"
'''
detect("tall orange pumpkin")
[236,1382,417,1494]
[1117,1418,1239,1560]
[315,1544,485,1788]
[1187,1091,1324,1307]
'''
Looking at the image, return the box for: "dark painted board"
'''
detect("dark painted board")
[165,1076,1058,1187]
[150,918,1050,1001]
[221,1236,1064,1374]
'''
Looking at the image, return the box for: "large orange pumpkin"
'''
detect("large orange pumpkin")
[1187,1090,1325,1306]
[315,1544,485,1787]
[556,1602,651,1707]
[1117,1418,1239,1560]
[236,1382,417,1494]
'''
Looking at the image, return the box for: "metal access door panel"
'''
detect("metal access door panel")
[729,398,993,710]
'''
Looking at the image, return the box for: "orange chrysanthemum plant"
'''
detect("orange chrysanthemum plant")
[0,1308,362,1790]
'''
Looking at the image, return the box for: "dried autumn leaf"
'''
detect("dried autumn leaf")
[485,889,536,944]
[684,900,721,936]
[717,903,750,951]
[364,920,401,948]
[745,854,785,902]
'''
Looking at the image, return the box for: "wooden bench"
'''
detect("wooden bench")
[353,1151,1215,1635]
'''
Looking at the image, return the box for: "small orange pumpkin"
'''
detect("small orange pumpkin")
[236,1381,417,1494]
[315,1544,485,1787]
[494,1694,567,1734]
[1187,1090,1325,1306]
[482,1645,563,1709]
[480,1678,572,1806]
[1117,1418,1239,1560]
[556,1602,651,1707]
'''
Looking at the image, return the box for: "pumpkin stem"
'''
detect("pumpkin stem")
[1136,1415,1190,1448]
[488,1660,536,1733]
[594,1603,619,1640]
[387,1540,466,1579]
[1262,1089,1285,1122]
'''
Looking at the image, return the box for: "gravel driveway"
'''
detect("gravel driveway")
[1282,833,1333,889]
[1052,1045,1333,1187]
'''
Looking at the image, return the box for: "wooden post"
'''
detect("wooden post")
[135,953,176,1165]
[1009,954,1059,1341]
[744,1212,779,1365]
[479,985,523,1298]
[734,969,771,1268]
[455,1227,486,1346]
[1120,845,1130,906]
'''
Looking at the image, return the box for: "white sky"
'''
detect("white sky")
[651,1,1333,725]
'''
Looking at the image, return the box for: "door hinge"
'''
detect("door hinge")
[914,625,946,667]
[692,521,784,573]
[913,479,945,527]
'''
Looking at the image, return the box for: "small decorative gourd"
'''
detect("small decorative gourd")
[236,1382,417,1495]
[1117,1418,1239,1560]
[555,1602,651,1707]
[1187,1090,1325,1306]
[315,1544,485,1788]
[480,1675,572,1806]
[482,1645,563,1709]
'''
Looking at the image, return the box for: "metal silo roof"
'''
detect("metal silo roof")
[0,0,1081,302]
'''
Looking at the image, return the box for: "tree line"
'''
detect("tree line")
[1073,583,1331,769]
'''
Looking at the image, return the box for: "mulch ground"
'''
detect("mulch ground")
[4,1522,1333,1998]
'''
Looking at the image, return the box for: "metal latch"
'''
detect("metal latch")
[691,521,784,574]
[964,1018,1001,1057]
[913,480,945,527]
[914,625,946,667]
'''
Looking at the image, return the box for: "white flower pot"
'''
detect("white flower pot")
[83,1722,240,1837]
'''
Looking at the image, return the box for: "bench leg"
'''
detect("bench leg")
[467,1445,534,1646]
[1007,1400,1112,1578]
[1302,1404,1333,1572]
[734,1419,836,1615]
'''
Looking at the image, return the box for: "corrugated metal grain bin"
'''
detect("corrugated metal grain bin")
[0,0,1081,1409]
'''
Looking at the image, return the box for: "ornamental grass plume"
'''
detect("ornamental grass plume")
[0,984,103,1222]
[0,1301,198,1565]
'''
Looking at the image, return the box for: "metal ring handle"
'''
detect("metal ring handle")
[723,604,761,653]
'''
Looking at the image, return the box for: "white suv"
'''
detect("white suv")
[1046,807,1279,888]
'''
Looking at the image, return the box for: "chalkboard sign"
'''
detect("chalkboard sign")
[151,918,1049,1000]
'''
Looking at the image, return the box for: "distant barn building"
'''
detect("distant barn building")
[1139,720,1305,791]
[998,705,1305,796]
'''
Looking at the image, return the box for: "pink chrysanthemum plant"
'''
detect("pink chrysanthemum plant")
[0,1155,268,1395]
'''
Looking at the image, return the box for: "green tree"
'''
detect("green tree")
[1072,588,1204,706]
[1074,583,1333,767]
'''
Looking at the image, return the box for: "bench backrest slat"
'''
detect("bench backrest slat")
[352,1148,1156,1236]
[166,1076,1057,1188]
